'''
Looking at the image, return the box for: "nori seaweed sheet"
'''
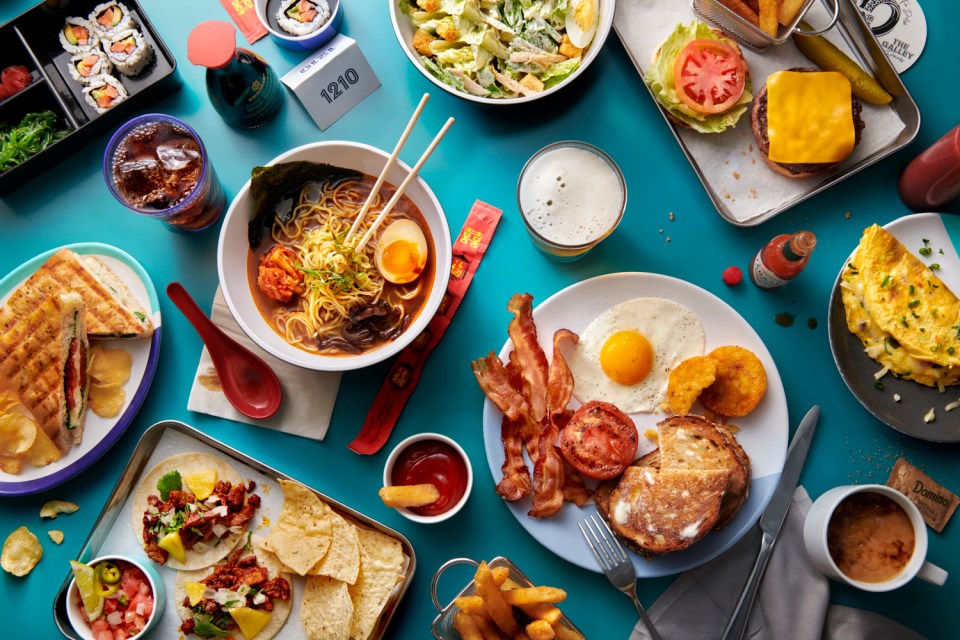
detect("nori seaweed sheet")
[248,161,362,249]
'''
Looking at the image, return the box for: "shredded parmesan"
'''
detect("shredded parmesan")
[923,408,936,423]
[893,394,902,402]
[874,365,890,380]
[945,398,960,412]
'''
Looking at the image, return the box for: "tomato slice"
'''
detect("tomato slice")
[673,39,746,115]
[559,401,638,480]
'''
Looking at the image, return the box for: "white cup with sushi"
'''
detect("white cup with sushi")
[255,0,342,51]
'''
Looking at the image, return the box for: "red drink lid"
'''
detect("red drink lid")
[188,21,237,69]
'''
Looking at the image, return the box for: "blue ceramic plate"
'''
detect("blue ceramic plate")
[0,243,161,496]
[481,272,789,577]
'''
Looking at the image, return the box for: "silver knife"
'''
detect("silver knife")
[721,405,820,640]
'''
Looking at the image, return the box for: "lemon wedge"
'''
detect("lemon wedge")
[182,469,217,501]
[70,560,103,621]
[229,607,272,639]
[158,531,186,563]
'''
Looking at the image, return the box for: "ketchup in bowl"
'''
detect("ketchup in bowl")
[391,439,468,517]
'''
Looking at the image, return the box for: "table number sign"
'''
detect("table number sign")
[281,34,380,131]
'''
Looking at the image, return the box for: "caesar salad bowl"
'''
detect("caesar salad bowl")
[390,0,615,105]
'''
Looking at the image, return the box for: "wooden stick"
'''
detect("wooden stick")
[344,93,430,244]
[355,117,455,253]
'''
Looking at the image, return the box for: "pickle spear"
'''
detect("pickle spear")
[792,24,893,105]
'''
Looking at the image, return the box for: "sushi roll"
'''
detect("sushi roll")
[67,46,113,85]
[105,29,153,76]
[59,17,99,55]
[276,0,330,36]
[83,74,127,114]
[89,2,135,39]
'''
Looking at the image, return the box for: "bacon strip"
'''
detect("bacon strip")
[471,352,529,422]
[529,416,564,519]
[559,448,594,506]
[546,329,578,416]
[496,413,531,501]
[507,294,549,424]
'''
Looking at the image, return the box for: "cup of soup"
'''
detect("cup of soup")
[383,433,472,524]
[803,484,948,592]
[517,141,626,261]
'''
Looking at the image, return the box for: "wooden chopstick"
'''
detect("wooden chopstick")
[344,93,430,244]
[355,117,455,253]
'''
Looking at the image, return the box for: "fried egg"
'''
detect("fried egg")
[569,297,705,413]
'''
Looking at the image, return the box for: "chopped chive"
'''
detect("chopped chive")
[881,275,891,288]
[920,247,933,256]
[908,299,921,308]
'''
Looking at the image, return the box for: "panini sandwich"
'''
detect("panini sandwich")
[3,248,152,339]
[0,292,89,452]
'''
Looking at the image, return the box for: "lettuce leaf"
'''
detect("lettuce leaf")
[643,21,752,134]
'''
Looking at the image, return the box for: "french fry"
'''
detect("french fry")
[514,632,531,640]
[475,561,520,635]
[759,0,779,36]
[552,622,585,640]
[377,483,439,508]
[501,587,567,606]
[454,595,487,615]
[501,577,564,624]
[471,614,502,640]
[745,0,760,12]
[491,565,511,587]
[718,0,759,25]
[778,0,807,25]
[526,620,556,640]
[454,611,483,640]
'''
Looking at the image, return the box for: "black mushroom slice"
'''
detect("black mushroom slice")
[333,302,411,349]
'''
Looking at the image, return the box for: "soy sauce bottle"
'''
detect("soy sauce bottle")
[187,21,282,129]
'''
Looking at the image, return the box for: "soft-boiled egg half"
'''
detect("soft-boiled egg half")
[375,219,428,284]
[565,0,599,49]
[568,297,705,413]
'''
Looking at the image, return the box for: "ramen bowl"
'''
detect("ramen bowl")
[389,0,616,105]
[217,141,452,371]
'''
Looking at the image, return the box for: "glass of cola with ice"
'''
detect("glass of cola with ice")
[104,114,225,231]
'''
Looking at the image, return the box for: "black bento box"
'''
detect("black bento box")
[0,0,179,192]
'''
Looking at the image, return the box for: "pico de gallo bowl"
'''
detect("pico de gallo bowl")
[66,555,164,640]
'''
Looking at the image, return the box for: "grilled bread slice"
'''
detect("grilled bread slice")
[3,248,152,338]
[607,467,729,555]
[658,414,750,529]
[0,292,89,452]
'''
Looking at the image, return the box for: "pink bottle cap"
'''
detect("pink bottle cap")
[188,21,237,70]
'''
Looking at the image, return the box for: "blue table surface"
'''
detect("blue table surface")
[2,0,958,638]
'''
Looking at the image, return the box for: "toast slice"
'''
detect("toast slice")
[2,248,152,338]
[607,467,729,555]
[0,292,89,451]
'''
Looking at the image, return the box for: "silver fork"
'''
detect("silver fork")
[579,515,663,640]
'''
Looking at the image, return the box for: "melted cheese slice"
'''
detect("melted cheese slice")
[767,71,855,164]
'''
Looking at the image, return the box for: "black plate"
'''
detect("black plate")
[828,214,960,443]
[0,0,179,192]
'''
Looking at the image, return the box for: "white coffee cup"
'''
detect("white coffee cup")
[803,484,947,592]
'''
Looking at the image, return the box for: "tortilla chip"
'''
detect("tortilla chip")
[301,575,353,640]
[260,480,334,576]
[348,529,404,640]
[88,345,132,384]
[308,513,360,585]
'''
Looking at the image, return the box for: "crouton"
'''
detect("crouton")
[436,16,459,41]
[416,0,440,11]
[412,29,436,57]
[519,73,545,93]
[559,34,583,59]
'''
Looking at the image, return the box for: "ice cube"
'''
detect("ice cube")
[156,142,200,171]
[116,158,171,208]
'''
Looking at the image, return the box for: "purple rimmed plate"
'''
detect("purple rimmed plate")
[0,242,161,495]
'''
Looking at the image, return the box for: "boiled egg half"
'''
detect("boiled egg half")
[565,0,599,49]
[375,219,428,284]
[568,297,705,413]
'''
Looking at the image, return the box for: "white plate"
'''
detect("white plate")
[481,273,788,577]
[0,242,161,495]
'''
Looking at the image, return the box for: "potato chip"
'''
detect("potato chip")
[0,413,37,457]
[89,381,126,418]
[0,391,18,415]
[0,456,22,474]
[88,345,133,384]
[1,526,42,576]
[24,426,62,467]
[348,528,404,640]
[40,500,79,519]
[48,530,64,545]
[301,575,353,640]
[308,512,360,585]
[260,480,334,576]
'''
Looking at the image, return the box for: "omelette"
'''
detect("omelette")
[841,225,960,389]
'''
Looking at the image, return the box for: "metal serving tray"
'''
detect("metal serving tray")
[0,0,178,192]
[613,0,921,226]
[52,421,416,640]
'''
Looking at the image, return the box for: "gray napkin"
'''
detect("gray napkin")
[187,287,341,441]
[630,486,926,640]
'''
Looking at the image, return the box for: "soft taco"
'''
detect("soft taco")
[131,452,259,570]
[175,534,292,640]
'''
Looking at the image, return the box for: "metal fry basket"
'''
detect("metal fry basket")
[430,557,585,639]
[692,0,841,50]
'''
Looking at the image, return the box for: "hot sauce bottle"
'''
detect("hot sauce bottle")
[750,230,817,289]
[187,21,282,129]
